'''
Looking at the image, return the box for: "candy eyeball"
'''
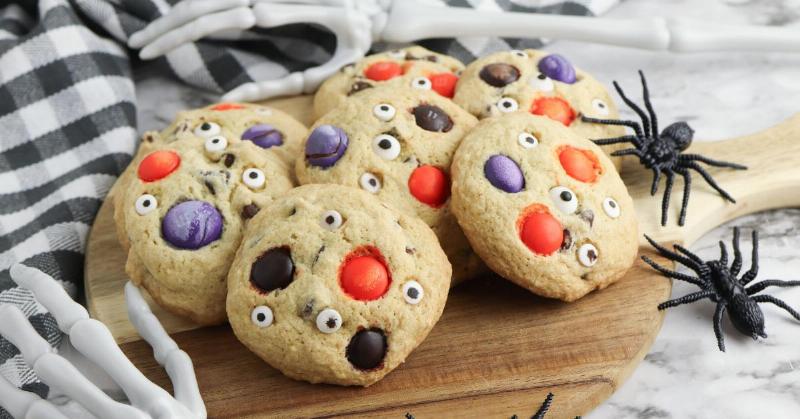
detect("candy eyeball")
[497,97,519,113]
[316,308,342,333]
[387,49,406,59]
[411,77,432,90]
[402,280,424,305]
[371,134,401,160]
[372,103,396,121]
[549,186,579,214]
[591,98,610,116]
[194,121,220,138]
[251,305,273,328]
[320,210,343,230]
[243,168,266,189]
[359,172,382,193]
[529,73,555,92]
[134,194,158,215]
[577,243,599,267]
[518,132,539,149]
[204,135,227,152]
[511,49,527,58]
[602,197,621,218]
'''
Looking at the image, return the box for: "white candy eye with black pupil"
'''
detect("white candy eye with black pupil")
[603,197,621,218]
[320,210,343,230]
[243,168,266,189]
[194,121,220,138]
[511,49,527,58]
[359,172,381,193]
[411,77,431,90]
[578,243,599,267]
[529,73,554,92]
[204,135,227,152]
[134,194,157,215]
[403,280,424,304]
[371,134,401,160]
[518,132,539,149]
[251,305,273,328]
[373,103,396,121]
[549,186,578,214]
[592,99,610,116]
[497,97,519,113]
[316,308,342,333]
[388,49,406,59]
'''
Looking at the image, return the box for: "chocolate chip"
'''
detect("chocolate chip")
[425,55,439,62]
[561,229,572,251]
[250,247,294,293]
[223,154,235,167]
[348,81,373,95]
[579,209,594,227]
[405,246,415,255]
[479,63,520,87]
[346,328,387,370]
[242,203,260,219]
[204,180,216,196]
[312,245,325,266]
[300,298,315,319]
[412,104,453,132]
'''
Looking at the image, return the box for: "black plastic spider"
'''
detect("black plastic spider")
[510,393,580,419]
[582,71,747,226]
[643,228,800,351]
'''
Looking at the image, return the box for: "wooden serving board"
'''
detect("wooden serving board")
[84,97,800,418]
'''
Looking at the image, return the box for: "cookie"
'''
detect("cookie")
[297,86,483,283]
[115,134,294,324]
[450,112,638,301]
[313,46,464,119]
[452,49,626,170]
[226,184,451,386]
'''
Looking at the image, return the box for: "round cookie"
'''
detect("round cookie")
[116,136,294,324]
[226,184,451,386]
[450,112,638,301]
[297,86,482,284]
[452,49,626,170]
[314,46,464,119]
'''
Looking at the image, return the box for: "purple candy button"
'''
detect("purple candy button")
[537,54,576,84]
[305,124,348,168]
[162,200,223,249]
[242,124,284,149]
[484,155,525,193]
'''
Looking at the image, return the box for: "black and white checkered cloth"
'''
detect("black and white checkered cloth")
[0,0,615,417]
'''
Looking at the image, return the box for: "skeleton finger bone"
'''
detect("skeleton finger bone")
[0,375,67,419]
[9,264,88,333]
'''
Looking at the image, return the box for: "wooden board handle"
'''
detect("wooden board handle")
[628,113,800,246]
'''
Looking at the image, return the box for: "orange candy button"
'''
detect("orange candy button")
[138,150,180,182]
[559,146,601,183]
[519,206,564,256]
[408,165,450,208]
[428,73,459,98]
[211,103,244,111]
[364,61,403,81]
[531,97,575,126]
[340,249,390,301]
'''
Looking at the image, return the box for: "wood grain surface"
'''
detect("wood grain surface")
[84,100,800,417]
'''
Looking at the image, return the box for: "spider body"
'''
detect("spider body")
[643,228,800,351]
[583,72,746,226]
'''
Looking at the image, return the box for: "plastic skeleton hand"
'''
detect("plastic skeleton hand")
[129,0,800,102]
[0,265,205,419]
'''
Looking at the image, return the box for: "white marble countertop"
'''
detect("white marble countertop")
[133,1,800,417]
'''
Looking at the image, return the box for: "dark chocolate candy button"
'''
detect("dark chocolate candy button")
[346,328,387,371]
[241,203,260,219]
[348,81,373,96]
[250,247,295,293]
[479,63,520,87]
[412,104,453,132]
[223,154,235,168]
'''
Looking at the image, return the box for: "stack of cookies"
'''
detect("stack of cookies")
[114,47,638,387]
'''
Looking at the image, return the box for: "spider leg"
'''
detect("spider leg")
[638,70,659,137]
[644,235,704,274]
[660,171,675,226]
[532,393,554,419]
[611,148,643,158]
[658,290,715,310]
[731,227,743,275]
[592,135,639,146]
[650,167,661,196]
[580,116,644,138]
[713,303,727,352]
[673,244,704,264]
[747,280,800,295]
[741,230,760,285]
[686,161,737,203]
[613,80,652,137]
[718,241,728,266]
[678,154,747,170]
[675,167,691,226]
[641,255,706,287]
[752,295,800,321]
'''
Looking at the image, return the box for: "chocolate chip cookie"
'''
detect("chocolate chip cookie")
[450,112,638,301]
[226,184,451,386]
